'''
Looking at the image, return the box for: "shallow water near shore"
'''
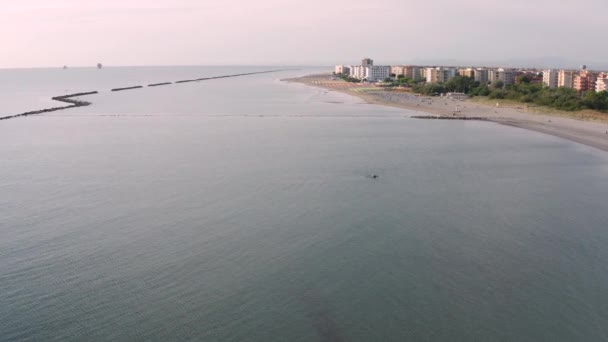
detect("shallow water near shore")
[2,67,608,341]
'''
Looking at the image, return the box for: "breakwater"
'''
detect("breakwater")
[0,92,98,121]
[148,82,173,87]
[111,86,144,92]
[411,115,489,121]
[1,69,296,121]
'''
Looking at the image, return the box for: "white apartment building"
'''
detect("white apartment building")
[558,70,575,88]
[350,65,366,80]
[543,69,559,88]
[335,65,350,75]
[365,66,391,82]
[425,67,457,83]
[349,65,390,82]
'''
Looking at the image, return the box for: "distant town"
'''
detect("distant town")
[335,58,607,92]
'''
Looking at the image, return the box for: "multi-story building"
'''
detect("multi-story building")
[334,65,350,75]
[425,67,457,83]
[391,66,405,76]
[474,68,489,85]
[350,65,366,80]
[488,68,515,85]
[596,72,608,92]
[458,68,475,78]
[349,65,390,82]
[365,65,391,82]
[558,70,575,88]
[498,68,515,85]
[542,69,559,88]
[574,66,597,92]
[362,58,374,67]
[403,66,423,81]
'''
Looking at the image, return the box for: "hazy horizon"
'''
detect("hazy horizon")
[3,0,608,69]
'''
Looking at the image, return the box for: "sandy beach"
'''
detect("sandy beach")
[287,74,608,152]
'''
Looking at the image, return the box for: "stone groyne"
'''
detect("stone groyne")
[411,115,490,121]
[111,86,144,92]
[0,91,98,121]
[1,69,296,121]
[148,82,173,87]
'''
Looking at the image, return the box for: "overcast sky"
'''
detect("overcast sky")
[2,0,607,68]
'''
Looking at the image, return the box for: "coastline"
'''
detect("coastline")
[286,74,608,153]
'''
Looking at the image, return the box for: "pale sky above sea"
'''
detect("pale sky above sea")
[2,0,607,69]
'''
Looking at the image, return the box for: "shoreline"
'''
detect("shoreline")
[286,74,608,152]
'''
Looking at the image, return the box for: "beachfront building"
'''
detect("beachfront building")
[362,58,373,67]
[425,67,456,83]
[350,65,366,80]
[558,70,575,88]
[348,65,390,82]
[498,68,516,85]
[474,68,489,85]
[574,66,597,92]
[391,66,405,77]
[596,73,608,92]
[458,68,475,78]
[334,65,350,75]
[404,66,424,81]
[542,69,559,88]
[488,68,515,85]
[364,65,391,82]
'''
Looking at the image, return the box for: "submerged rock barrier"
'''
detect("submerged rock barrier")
[111,86,144,92]
[0,91,98,121]
[148,82,172,87]
[1,69,297,121]
[411,115,489,121]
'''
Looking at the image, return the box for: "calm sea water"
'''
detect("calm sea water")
[1,67,608,341]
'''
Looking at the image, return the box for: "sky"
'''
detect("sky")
[2,0,607,69]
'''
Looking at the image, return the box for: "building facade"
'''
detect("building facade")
[474,68,489,85]
[574,67,597,92]
[425,67,456,83]
[403,66,423,80]
[390,66,405,76]
[542,69,559,88]
[349,65,366,80]
[365,66,391,82]
[558,70,575,88]
[458,68,475,78]
[362,58,374,67]
[488,68,515,85]
[596,72,608,92]
[335,65,350,75]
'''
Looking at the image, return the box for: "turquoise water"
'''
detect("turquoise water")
[1,67,608,341]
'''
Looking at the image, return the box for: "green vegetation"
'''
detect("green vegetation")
[411,75,608,112]
[384,76,424,87]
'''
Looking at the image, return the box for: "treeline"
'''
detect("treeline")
[412,76,608,112]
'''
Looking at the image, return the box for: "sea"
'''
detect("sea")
[1,66,608,341]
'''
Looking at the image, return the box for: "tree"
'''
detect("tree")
[493,80,505,89]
